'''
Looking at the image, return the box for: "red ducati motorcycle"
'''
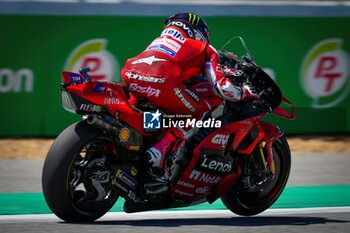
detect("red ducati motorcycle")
[42,37,295,222]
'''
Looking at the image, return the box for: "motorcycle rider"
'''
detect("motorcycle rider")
[121,12,257,175]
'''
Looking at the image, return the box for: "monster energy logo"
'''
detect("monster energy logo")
[189,13,200,26]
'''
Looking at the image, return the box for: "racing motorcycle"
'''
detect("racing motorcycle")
[42,37,295,222]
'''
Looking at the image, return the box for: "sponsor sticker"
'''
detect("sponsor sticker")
[161,28,186,43]
[200,155,232,173]
[119,127,130,142]
[116,169,137,189]
[131,167,138,176]
[69,73,84,83]
[170,199,186,208]
[189,170,221,184]
[174,88,196,112]
[174,189,193,197]
[165,21,194,38]
[128,190,137,201]
[195,186,209,194]
[125,71,165,83]
[129,83,161,97]
[104,97,121,104]
[79,104,102,113]
[195,87,209,93]
[126,145,141,151]
[184,87,200,103]
[211,134,230,147]
[149,38,182,53]
[148,45,176,57]
[177,180,195,189]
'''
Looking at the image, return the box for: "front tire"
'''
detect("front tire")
[221,136,291,216]
[42,121,119,222]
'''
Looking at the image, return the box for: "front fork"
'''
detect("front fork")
[260,122,284,175]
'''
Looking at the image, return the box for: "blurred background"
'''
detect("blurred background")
[0,0,349,137]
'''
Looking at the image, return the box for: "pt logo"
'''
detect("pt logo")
[301,38,350,108]
[143,110,162,131]
[64,39,120,82]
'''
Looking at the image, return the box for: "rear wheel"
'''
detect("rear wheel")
[42,121,119,222]
[221,136,291,216]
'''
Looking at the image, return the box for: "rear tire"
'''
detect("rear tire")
[42,121,119,222]
[221,136,291,216]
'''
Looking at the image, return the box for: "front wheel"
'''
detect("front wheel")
[42,121,119,222]
[221,136,291,216]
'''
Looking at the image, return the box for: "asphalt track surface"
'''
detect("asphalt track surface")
[1,208,350,233]
[1,152,350,193]
[1,152,350,233]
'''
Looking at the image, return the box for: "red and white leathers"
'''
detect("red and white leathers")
[121,22,245,169]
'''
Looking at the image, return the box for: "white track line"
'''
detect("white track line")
[1,207,350,223]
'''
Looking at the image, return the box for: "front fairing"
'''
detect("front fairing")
[219,37,283,113]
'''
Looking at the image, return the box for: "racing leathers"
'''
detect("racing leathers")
[121,21,253,169]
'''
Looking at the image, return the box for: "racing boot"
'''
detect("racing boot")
[145,128,184,177]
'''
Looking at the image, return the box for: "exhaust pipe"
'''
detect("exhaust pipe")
[86,114,120,135]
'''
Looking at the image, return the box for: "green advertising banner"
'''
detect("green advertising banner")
[0,15,349,136]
